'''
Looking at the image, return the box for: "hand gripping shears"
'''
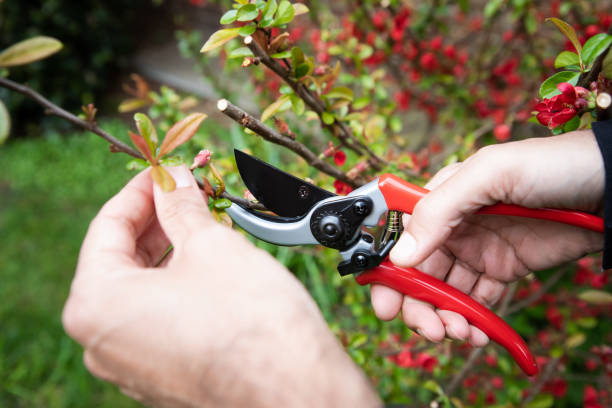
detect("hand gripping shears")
[226,149,604,376]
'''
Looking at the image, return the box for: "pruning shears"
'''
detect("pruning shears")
[226,149,604,376]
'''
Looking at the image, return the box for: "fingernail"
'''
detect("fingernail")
[446,326,460,340]
[416,329,438,343]
[389,233,416,266]
[163,166,194,189]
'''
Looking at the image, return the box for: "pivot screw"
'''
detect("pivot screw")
[319,215,343,240]
[354,254,368,267]
[353,200,370,216]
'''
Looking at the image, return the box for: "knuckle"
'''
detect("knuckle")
[62,290,94,342]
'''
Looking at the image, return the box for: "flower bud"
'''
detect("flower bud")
[190,149,212,170]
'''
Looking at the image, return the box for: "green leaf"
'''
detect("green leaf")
[118,98,149,113]
[554,51,580,68]
[150,165,176,192]
[484,0,504,19]
[562,114,580,132]
[324,86,354,101]
[228,46,254,58]
[365,115,385,140]
[290,94,305,115]
[273,0,294,26]
[546,18,582,55]
[539,71,580,98]
[200,27,242,53]
[603,48,612,79]
[270,50,292,58]
[134,113,158,156]
[236,4,259,22]
[565,332,586,349]
[579,289,612,304]
[159,112,207,157]
[291,46,305,66]
[220,9,238,24]
[213,198,232,209]
[294,62,310,78]
[525,394,554,408]
[293,3,309,16]
[322,111,335,125]
[353,96,370,110]
[525,12,537,35]
[459,0,469,13]
[238,24,257,36]
[259,0,277,27]
[0,99,10,145]
[582,33,612,65]
[0,36,63,67]
[261,94,291,122]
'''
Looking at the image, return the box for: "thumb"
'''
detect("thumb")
[153,165,213,248]
[389,156,497,267]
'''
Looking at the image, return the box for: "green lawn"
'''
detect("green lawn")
[0,122,140,407]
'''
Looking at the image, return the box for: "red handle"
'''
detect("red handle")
[378,174,604,232]
[355,261,539,376]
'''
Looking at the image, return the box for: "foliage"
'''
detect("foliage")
[0,0,153,135]
[1,0,612,406]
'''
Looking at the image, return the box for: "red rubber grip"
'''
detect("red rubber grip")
[355,261,539,376]
[378,174,604,232]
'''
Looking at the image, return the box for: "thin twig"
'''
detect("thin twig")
[217,98,363,187]
[506,267,570,315]
[521,357,561,407]
[0,76,142,159]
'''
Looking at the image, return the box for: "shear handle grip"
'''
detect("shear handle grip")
[355,261,539,376]
[378,174,604,233]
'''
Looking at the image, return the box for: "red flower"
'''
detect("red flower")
[334,180,352,195]
[492,376,504,389]
[484,354,497,367]
[396,350,415,367]
[584,385,602,408]
[443,44,456,59]
[546,306,563,329]
[430,35,443,50]
[394,90,411,110]
[415,352,438,372]
[420,52,438,71]
[190,149,212,169]
[485,391,496,404]
[494,124,511,141]
[545,378,568,397]
[372,10,389,31]
[334,150,346,166]
[534,82,580,129]
[391,8,411,41]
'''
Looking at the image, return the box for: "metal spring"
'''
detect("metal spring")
[380,210,403,245]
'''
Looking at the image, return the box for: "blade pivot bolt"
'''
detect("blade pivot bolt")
[353,200,371,216]
[354,254,368,267]
[297,185,310,200]
[320,215,344,239]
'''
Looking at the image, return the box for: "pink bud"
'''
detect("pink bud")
[244,189,256,201]
[575,86,590,98]
[575,98,588,109]
[191,149,212,169]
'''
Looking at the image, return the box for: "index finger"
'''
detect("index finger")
[76,169,155,274]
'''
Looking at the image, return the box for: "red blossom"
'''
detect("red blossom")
[391,8,411,41]
[585,24,601,38]
[544,378,568,397]
[584,385,602,408]
[334,180,352,195]
[363,49,386,66]
[443,44,456,59]
[394,90,411,110]
[190,149,212,169]
[494,124,511,142]
[334,150,346,166]
[492,376,504,389]
[485,354,497,367]
[534,82,582,129]
[420,52,439,71]
[372,10,389,31]
[590,272,609,289]
[485,391,496,404]
[546,306,563,329]
[430,35,443,50]
[395,350,415,367]
[415,352,437,372]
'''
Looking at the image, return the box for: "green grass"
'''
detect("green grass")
[0,122,139,407]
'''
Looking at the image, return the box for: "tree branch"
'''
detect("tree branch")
[506,267,569,315]
[0,76,142,159]
[521,357,561,407]
[244,35,390,174]
[217,98,363,187]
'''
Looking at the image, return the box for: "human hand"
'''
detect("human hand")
[370,130,604,345]
[63,166,380,408]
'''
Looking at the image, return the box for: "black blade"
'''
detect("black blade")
[234,149,335,217]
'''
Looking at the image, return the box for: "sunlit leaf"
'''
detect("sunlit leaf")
[273,0,294,26]
[260,0,277,27]
[270,50,292,58]
[603,47,612,78]
[546,18,582,55]
[324,86,354,101]
[484,0,504,19]
[322,111,335,125]
[118,98,149,113]
[220,9,238,24]
[213,198,232,209]
[239,24,257,36]
[0,99,10,145]
[129,131,155,163]
[579,289,612,304]
[134,113,158,157]
[539,71,579,98]
[261,94,291,121]
[151,165,176,192]
[365,115,386,140]
[565,333,586,349]
[229,46,254,58]
[554,51,580,69]
[293,3,309,16]
[200,27,242,53]
[525,394,554,408]
[159,112,207,157]
[582,33,612,65]
[237,4,259,22]
[0,36,63,67]
[294,62,310,78]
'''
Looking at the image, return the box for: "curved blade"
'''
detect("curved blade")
[234,149,335,217]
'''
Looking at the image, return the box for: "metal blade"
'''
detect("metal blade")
[234,149,335,217]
